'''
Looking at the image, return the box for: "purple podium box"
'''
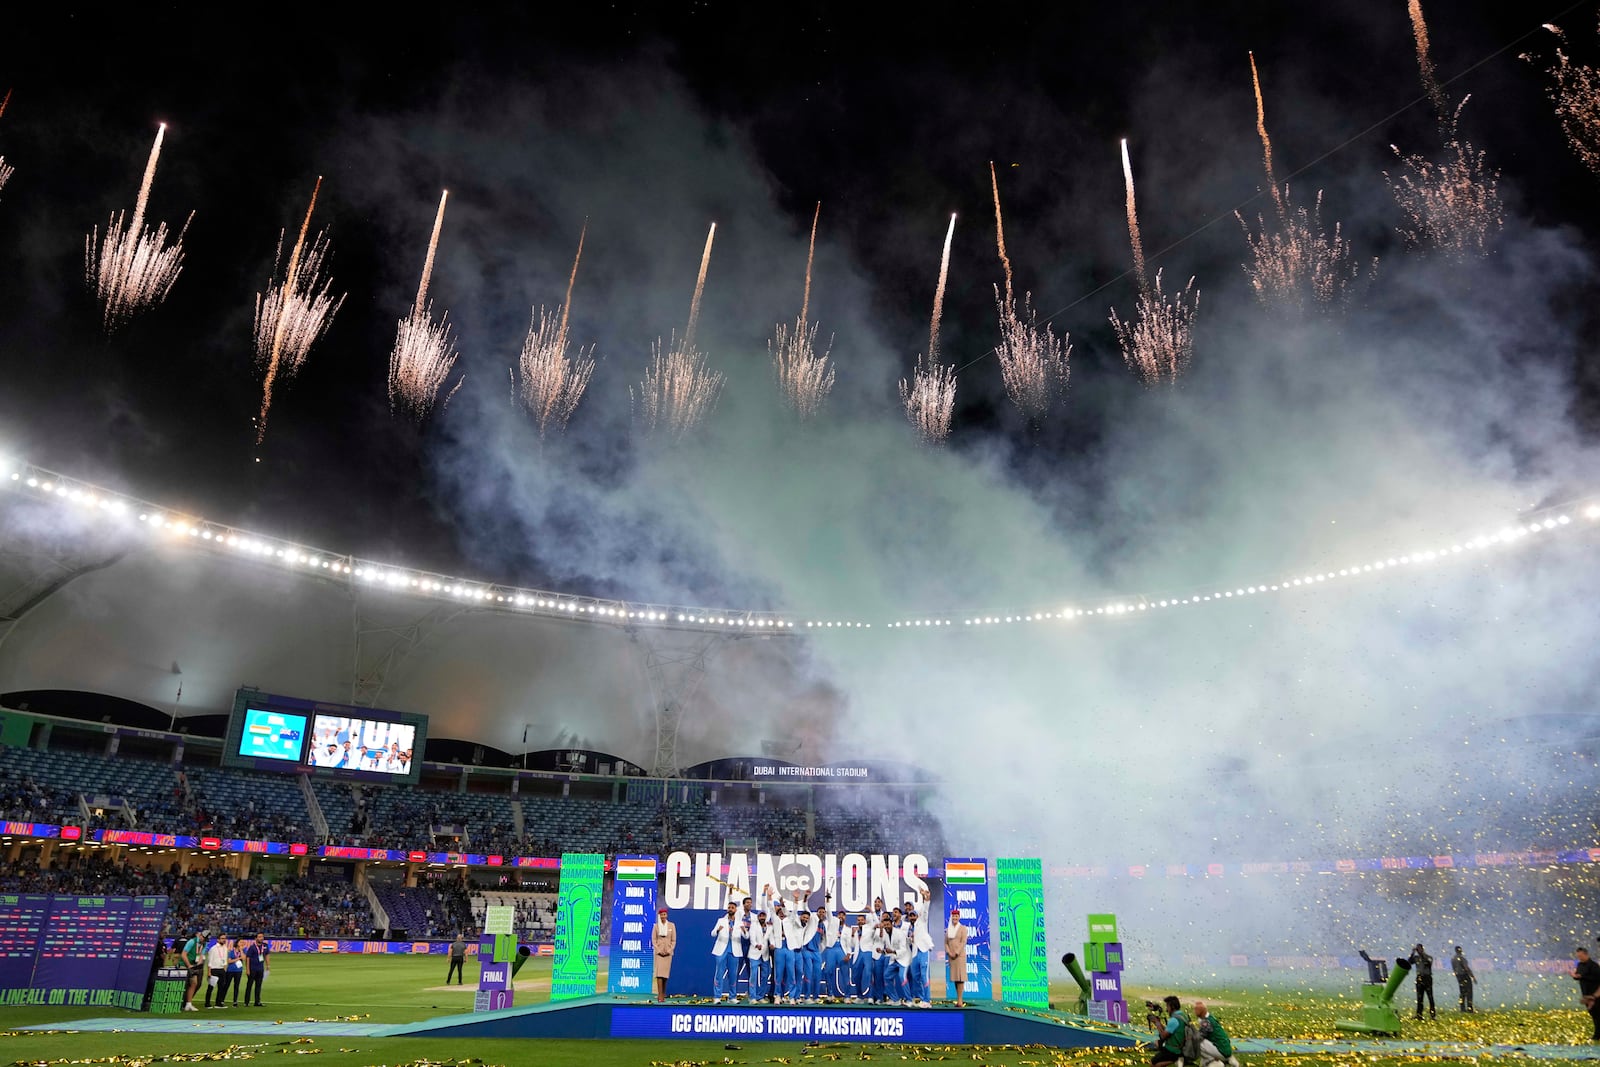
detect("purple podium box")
[1103,941,1125,973]
[473,988,513,1011]
[1091,970,1123,1001]
[1087,998,1130,1024]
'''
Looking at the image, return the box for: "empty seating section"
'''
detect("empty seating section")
[183,765,311,841]
[0,746,183,832]
[312,779,359,842]
[518,794,664,855]
[469,890,559,941]
[370,881,473,938]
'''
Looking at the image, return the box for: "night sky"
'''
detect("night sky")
[0,2,1597,600]
[5,8,1600,952]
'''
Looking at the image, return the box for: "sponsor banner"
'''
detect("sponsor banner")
[95,830,190,849]
[0,894,168,1011]
[608,855,657,996]
[0,894,51,992]
[663,849,933,998]
[250,938,524,955]
[663,850,930,913]
[943,856,991,1001]
[551,853,605,1000]
[995,858,1048,1008]
[611,1005,963,1041]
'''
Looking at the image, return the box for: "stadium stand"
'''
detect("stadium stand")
[182,764,312,843]
[0,746,185,833]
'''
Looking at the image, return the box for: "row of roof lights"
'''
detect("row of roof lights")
[885,513,1592,628]
[6,460,1597,634]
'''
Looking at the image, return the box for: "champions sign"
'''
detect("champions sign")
[661,851,931,912]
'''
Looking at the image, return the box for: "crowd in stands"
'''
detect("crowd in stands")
[0,856,370,937]
[2,742,954,864]
[0,772,79,823]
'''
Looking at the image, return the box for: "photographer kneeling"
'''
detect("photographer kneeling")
[1150,995,1189,1066]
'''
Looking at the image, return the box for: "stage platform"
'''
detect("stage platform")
[393,995,1144,1046]
[21,1001,1600,1058]
[18,996,1142,1048]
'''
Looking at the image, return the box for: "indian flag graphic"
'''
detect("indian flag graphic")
[616,857,657,881]
[945,860,987,884]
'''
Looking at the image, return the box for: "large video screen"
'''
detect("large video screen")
[223,688,428,783]
[306,714,417,776]
[236,708,308,763]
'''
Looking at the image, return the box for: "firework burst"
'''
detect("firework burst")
[0,90,13,194]
[388,190,462,420]
[899,213,958,444]
[512,224,596,437]
[1236,55,1372,309]
[1385,99,1503,257]
[1237,191,1371,310]
[771,203,836,418]
[634,224,725,438]
[634,333,724,439]
[1391,4,1503,256]
[989,165,1068,421]
[84,123,193,331]
[1112,142,1199,384]
[1109,268,1199,386]
[1526,20,1600,176]
[252,177,346,444]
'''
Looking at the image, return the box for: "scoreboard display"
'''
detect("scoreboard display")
[237,707,307,763]
[222,687,427,785]
[0,894,168,1009]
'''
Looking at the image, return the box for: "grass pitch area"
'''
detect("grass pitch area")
[3,954,1596,1067]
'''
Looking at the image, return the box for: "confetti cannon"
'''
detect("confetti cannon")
[1061,952,1092,1015]
[1335,954,1411,1036]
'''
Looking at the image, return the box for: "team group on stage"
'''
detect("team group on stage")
[668,883,970,1006]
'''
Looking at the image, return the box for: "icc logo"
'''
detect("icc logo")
[776,862,816,894]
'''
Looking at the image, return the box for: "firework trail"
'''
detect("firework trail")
[681,222,716,354]
[989,162,1015,305]
[388,191,462,420]
[1385,98,1503,257]
[989,166,1069,421]
[1249,52,1284,218]
[252,178,346,444]
[800,201,818,326]
[513,226,596,437]
[0,90,13,194]
[557,219,586,338]
[84,123,193,330]
[1237,55,1372,309]
[1109,269,1199,386]
[634,224,725,438]
[1526,20,1600,176]
[1120,139,1147,291]
[900,214,959,443]
[1409,0,1450,127]
[771,203,835,418]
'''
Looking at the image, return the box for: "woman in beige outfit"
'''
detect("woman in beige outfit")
[652,907,677,1002]
[945,908,969,1005]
